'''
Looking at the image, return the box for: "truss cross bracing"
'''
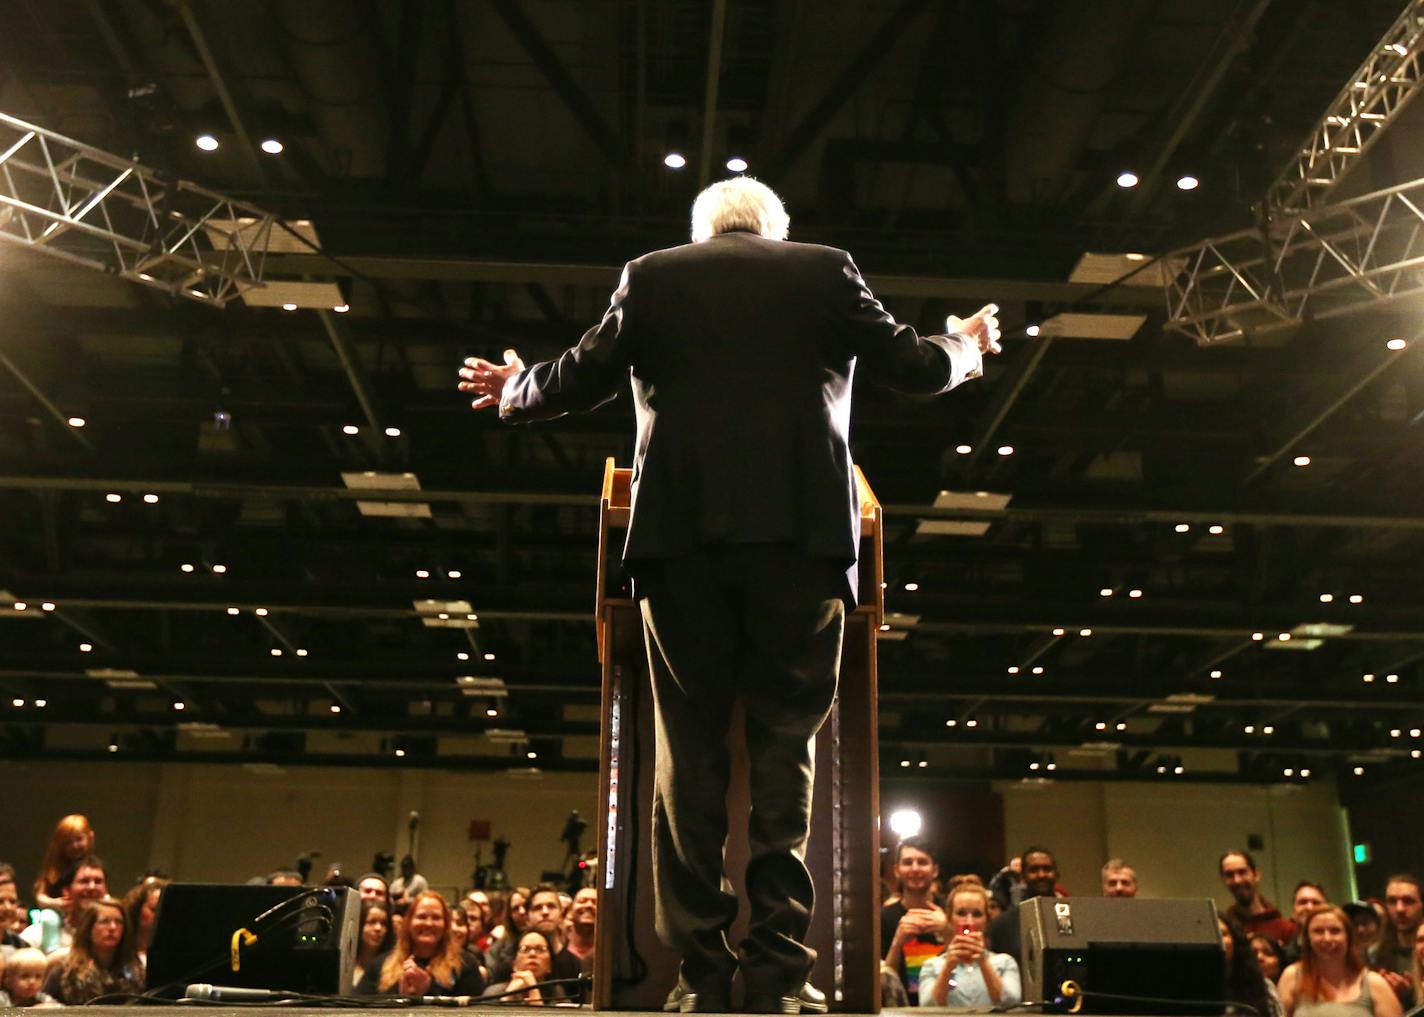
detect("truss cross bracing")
[1163,176,1424,346]
[0,112,274,306]
[1266,0,1424,212]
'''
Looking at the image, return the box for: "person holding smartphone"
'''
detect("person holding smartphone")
[919,884,1021,1010]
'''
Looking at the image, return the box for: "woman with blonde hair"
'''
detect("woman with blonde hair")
[1278,905,1400,1016]
[42,895,143,1004]
[918,882,1021,1009]
[355,891,485,997]
[33,814,95,910]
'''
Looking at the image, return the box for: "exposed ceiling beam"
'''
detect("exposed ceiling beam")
[764,0,930,180]
[486,0,625,170]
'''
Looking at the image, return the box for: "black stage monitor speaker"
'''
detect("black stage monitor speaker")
[147,884,359,999]
[1020,896,1225,1015]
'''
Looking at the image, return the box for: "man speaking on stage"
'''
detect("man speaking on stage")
[459,177,999,1014]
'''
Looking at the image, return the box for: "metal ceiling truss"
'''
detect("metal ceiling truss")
[0,111,274,306]
[1266,0,1424,213]
[1163,176,1424,345]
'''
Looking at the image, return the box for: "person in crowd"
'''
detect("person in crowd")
[1344,901,1384,958]
[881,837,947,1004]
[121,876,167,966]
[463,893,493,954]
[355,890,486,997]
[389,856,429,909]
[1281,881,1329,962]
[1278,905,1400,1016]
[1218,914,1284,1017]
[1371,874,1422,1001]
[266,870,303,887]
[0,876,25,951]
[21,854,108,955]
[482,930,572,1004]
[1102,859,1139,898]
[449,904,472,953]
[32,815,96,912]
[42,895,143,1005]
[987,857,1023,913]
[565,887,596,970]
[355,899,394,986]
[1253,934,1288,983]
[919,882,1021,1010]
[485,886,530,984]
[1220,851,1296,945]
[2,948,58,1007]
[989,847,1060,967]
[359,873,392,908]
[525,885,583,993]
[985,895,1004,925]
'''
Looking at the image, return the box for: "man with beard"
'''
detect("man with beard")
[881,838,947,1004]
[1370,874,1422,1001]
[988,847,1059,967]
[1219,850,1295,944]
[565,887,597,970]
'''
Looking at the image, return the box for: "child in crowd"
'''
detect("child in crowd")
[2,947,60,1006]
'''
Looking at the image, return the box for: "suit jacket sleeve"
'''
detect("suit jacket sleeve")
[499,261,640,422]
[838,252,982,394]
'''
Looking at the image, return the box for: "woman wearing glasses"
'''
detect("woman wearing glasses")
[483,930,573,1004]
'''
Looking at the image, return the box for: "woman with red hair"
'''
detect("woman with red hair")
[1278,905,1400,1016]
[33,814,95,911]
[355,891,486,997]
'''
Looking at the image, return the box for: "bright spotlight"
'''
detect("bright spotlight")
[663,152,687,169]
[342,424,359,435]
[1116,171,1139,188]
[888,808,923,839]
[281,302,297,312]
[1386,338,1407,351]
[333,303,351,313]
[195,134,219,152]
[67,416,86,428]
[725,157,748,173]
[260,138,284,155]
[1025,324,1041,337]
[1176,175,1200,191]
[384,426,402,437]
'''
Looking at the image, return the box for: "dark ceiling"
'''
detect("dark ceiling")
[1,0,1422,787]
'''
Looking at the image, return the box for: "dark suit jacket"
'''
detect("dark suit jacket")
[499,231,983,603]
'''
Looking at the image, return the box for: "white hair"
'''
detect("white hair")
[690,176,789,243]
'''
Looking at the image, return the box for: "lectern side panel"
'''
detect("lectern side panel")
[806,614,880,1013]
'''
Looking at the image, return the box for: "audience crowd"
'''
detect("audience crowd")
[4,812,1422,1015]
[0,815,597,1007]
[880,839,1422,1015]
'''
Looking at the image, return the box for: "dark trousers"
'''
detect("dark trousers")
[638,544,846,996]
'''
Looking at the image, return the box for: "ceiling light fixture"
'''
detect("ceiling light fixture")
[260,138,284,155]
[384,426,402,437]
[333,303,351,313]
[1116,171,1139,188]
[342,424,359,435]
[67,416,86,428]
[997,445,1014,456]
[664,152,687,169]
[1176,174,1200,191]
[195,134,219,151]
[105,493,122,503]
[725,156,748,173]
[1386,338,1407,351]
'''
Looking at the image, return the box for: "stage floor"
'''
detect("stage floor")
[80,1002,934,1008]
[77,1010,936,1016]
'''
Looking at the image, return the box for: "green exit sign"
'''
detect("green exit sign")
[1353,842,1373,865]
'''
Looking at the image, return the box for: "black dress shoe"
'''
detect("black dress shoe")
[743,981,828,1014]
[664,980,733,1013]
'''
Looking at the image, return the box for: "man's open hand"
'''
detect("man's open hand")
[946,303,1002,356]
[458,348,526,411]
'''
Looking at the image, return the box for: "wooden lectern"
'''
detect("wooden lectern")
[592,459,884,1012]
